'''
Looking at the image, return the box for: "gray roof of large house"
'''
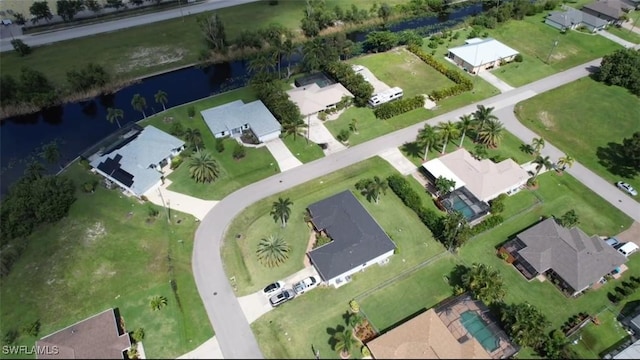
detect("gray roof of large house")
[547,8,609,28]
[307,190,396,281]
[90,125,184,196]
[583,0,630,19]
[614,339,640,359]
[200,100,281,138]
[516,218,627,292]
[36,308,131,359]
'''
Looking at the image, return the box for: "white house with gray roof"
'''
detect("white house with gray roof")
[90,126,184,198]
[545,7,609,32]
[447,38,519,74]
[200,100,281,143]
[307,190,396,288]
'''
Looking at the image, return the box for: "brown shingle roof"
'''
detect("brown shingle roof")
[36,308,131,359]
[367,309,491,359]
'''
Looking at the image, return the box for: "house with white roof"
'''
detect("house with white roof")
[201,100,282,143]
[286,83,353,116]
[447,38,519,74]
[90,125,184,198]
[421,148,529,202]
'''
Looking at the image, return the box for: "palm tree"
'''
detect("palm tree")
[154,90,168,111]
[531,137,545,155]
[184,128,203,151]
[501,303,549,348]
[442,211,470,252]
[281,38,297,79]
[355,176,388,204]
[248,52,275,75]
[106,107,124,128]
[24,159,45,180]
[457,114,473,147]
[434,176,456,197]
[416,124,439,161]
[270,197,293,228]
[519,143,535,155]
[461,263,506,305]
[478,119,505,148]
[532,155,552,181]
[473,104,498,142]
[256,234,291,267]
[188,150,220,183]
[40,141,61,169]
[557,154,575,171]
[149,295,168,311]
[131,94,147,119]
[333,329,357,358]
[349,118,358,134]
[282,118,308,140]
[302,37,326,71]
[437,121,460,154]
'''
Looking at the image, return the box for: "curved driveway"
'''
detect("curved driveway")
[192,58,640,359]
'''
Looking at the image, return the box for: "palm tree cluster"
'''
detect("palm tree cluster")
[461,263,506,305]
[256,234,291,267]
[415,105,505,160]
[501,302,550,348]
[354,176,388,204]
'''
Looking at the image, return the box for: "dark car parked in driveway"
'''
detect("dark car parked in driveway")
[269,289,295,307]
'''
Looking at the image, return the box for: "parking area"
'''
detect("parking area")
[351,64,390,94]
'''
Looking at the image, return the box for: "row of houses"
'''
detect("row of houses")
[546,0,638,32]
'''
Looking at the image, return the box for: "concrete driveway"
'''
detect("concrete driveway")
[177,336,223,359]
[598,30,637,48]
[351,65,390,94]
[306,114,347,155]
[264,138,302,172]
[144,180,218,220]
[378,148,418,175]
[479,70,515,93]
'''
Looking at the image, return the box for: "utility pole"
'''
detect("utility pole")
[629,13,639,34]
[177,0,184,22]
[157,187,172,224]
[546,39,559,64]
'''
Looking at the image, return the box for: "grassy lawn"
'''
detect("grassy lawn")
[514,77,640,193]
[0,0,409,88]
[222,157,446,296]
[280,134,325,164]
[606,25,640,45]
[400,128,536,167]
[141,87,279,200]
[569,309,630,359]
[0,163,211,358]
[347,48,455,98]
[485,13,622,86]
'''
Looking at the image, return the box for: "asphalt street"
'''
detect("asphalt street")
[0,0,259,52]
[193,58,640,359]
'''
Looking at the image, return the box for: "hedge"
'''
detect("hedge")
[387,174,443,237]
[470,214,504,235]
[374,95,425,119]
[323,61,374,107]
[406,44,474,101]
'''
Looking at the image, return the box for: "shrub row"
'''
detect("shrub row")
[373,95,425,119]
[470,214,504,236]
[323,61,374,107]
[387,174,443,236]
[406,44,474,101]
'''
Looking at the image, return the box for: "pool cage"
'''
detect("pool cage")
[440,186,490,224]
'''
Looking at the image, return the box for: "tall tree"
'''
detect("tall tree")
[622,132,640,169]
[416,124,439,161]
[434,176,456,197]
[532,155,552,181]
[197,13,227,52]
[596,48,640,96]
[184,128,203,151]
[378,2,392,23]
[355,176,388,204]
[29,1,53,24]
[248,52,276,75]
[441,211,470,252]
[462,263,506,305]
[256,234,291,267]
[473,104,498,142]
[131,94,147,119]
[478,119,505,148]
[154,90,168,111]
[282,118,307,140]
[281,38,297,79]
[457,114,473,147]
[333,329,357,358]
[106,107,124,128]
[188,150,220,183]
[85,0,101,14]
[531,137,545,155]
[40,141,61,169]
[271,197,293,228]
[501,302,550,348]
[437,120,460,154]
[56,0,85,22]
[302,37,327,71]
[556,154,575,171]
[24,159,46,181]
[66,63,110,92]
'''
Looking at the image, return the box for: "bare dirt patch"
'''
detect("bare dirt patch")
[94,263,117,278]
[538,111,555,129]
[115,46,187,73]
[85,221,106,245]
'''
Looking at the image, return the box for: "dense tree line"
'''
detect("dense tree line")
[251,73,303,127]
[595,49,640,97]
[323,62,374,107]
[472,0,560,29]
[373,95,425,119]
[406,44,473,100]
[362,30,424,53]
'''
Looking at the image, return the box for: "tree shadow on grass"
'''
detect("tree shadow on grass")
[596,142,639,178]
[401,141,422,159]
[326,324,345,350]
[446,264,469,288]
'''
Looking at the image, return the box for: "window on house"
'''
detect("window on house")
[221,131,225,136]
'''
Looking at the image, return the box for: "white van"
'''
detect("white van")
[617,242,639,257]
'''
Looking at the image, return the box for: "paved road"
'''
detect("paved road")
[193,58,640,359]
[0,0,259,52]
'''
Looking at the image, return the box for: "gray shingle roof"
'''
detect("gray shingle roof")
[547,8,609,28]
[516,218,627,292]
[90,126,184,196]
[583,0,633,19]
[200,100,281,139]
[307,190,396,281]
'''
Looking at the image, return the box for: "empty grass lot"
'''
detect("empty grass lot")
[486,13,622,87]
[514,77,640,193]
[222,157,446,297]
[141,87,279,200]
[0,163,211,359]
[569,309,630,359]
[0,0,410,88]
[348,48,456,98]
[606,25,640,45]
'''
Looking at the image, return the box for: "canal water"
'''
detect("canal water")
[0,2,484,195]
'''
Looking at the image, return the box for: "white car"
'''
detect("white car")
[293,276,318,295]
[263,281,285,296]
[1,19,12,26]
[616,181,637,196]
